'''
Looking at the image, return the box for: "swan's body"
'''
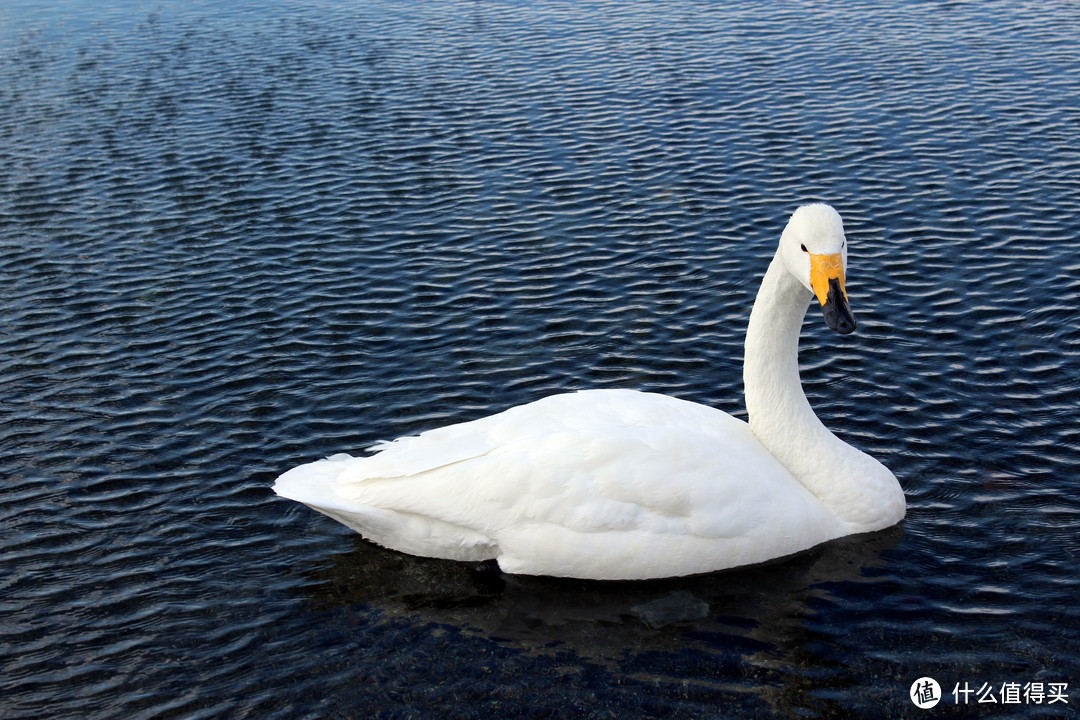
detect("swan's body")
[274,204,905,580]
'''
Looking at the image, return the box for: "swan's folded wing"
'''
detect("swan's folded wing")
[274,389,846,578]
[349,426,498,479]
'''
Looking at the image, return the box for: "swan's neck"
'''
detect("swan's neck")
[743,254,903,532]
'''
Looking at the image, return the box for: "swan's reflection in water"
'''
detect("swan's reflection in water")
[298,527,906,715]
[301,526,902,668]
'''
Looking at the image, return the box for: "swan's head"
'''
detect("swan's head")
[779,203,857,334]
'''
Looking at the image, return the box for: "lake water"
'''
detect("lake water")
[2,1,1078,718]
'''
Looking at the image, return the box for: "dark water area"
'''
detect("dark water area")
[2,1,1078,718]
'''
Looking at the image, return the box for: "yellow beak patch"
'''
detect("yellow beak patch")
[809,253,847,306]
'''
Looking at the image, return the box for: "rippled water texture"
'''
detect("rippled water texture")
[2,1,1079,718]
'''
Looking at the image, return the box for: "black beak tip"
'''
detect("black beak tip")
[825,305,857,334]
[823,277,857,335]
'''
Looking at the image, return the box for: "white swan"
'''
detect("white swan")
[274,204,905,580]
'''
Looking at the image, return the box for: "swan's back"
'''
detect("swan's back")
[274,389,844,579]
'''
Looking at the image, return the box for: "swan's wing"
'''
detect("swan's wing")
[275,389,842,578]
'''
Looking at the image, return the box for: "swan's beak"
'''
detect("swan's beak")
[810,252,857,335]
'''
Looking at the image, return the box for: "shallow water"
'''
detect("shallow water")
[1,1,1078,718]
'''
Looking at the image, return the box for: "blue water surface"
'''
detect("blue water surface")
[1,1,1078,718]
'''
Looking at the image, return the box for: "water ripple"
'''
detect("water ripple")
[2,0,1079,717]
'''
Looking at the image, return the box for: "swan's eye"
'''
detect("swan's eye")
[800,244,808,253]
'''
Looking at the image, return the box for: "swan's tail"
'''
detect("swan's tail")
[272,453,413,544]
[273,452,498,562]
[272,453,357,511]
